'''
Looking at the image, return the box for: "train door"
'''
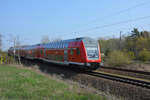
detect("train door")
[44,49,46,59]
[64,49,68,63]
[40,49,44,58]
[35,49,40,58]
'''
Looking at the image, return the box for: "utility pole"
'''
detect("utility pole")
[119,31,122,50]
[16,36,21,64]
[13,37,16,63]
[7,34,22,64]
[12,36,21,64]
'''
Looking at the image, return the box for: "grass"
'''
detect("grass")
[0,64,106,100]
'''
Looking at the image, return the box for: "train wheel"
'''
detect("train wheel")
[90,63,99,70]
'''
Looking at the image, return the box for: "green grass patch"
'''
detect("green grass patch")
[0,65,106,100]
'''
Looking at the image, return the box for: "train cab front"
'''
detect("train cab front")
[82,37,101,70]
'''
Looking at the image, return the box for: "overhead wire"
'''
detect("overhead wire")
[57,0,150,37]
[82,23,150,38]
[78,15,150,33]
[58,15,150,38]
[74,0,150,32]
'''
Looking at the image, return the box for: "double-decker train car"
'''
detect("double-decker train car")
[8,37,101,70]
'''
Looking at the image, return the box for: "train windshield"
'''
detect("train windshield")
[86,47,99,59]
[82,38,99,60]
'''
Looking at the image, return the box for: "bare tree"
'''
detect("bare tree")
[7,34,21,64]
[41,35,50,44]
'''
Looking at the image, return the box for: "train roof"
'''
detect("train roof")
[42,37,95,49]
[9,37,96,50]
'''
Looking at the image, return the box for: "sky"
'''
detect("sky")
[0,0,150,50]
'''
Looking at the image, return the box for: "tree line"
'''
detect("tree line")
[0,28,150,66]
[98,28,150,66]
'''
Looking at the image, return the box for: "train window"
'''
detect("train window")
[58,43,59,48]
[60,43,61,48]
[59,43,61,48]
[63,43,65,48]
[70,48,73,55]
[55,43,56,48]
[76,48,80,55]
[56,43,58,48]
[60,43,63,48]
[51,43,53,48]
[64,43,66,48]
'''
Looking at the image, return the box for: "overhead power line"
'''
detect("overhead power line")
[56,1,150,38]
[73,0,150,31]
[79,23,150,38]
[57,15,150,38]
[77,15,150,33]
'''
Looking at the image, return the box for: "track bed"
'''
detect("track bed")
[98,66,150,80]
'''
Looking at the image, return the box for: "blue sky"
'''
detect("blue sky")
[0,0,150,50]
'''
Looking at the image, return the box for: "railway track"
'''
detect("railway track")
[98,66,150,80]
[100,66,150,75]
[21,58,150,89]
[85,71,150,89]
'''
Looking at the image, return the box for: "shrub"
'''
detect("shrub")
[105,48,111,56]
[106,50,131,67]
[127,51,135,60]
[0,52,16,64]
[138,48,150,61]
[122,49,135,60]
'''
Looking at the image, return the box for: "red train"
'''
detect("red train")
[8,37,101,70]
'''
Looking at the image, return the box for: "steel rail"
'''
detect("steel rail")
[100,66,150,75]
[85,71,150,89]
